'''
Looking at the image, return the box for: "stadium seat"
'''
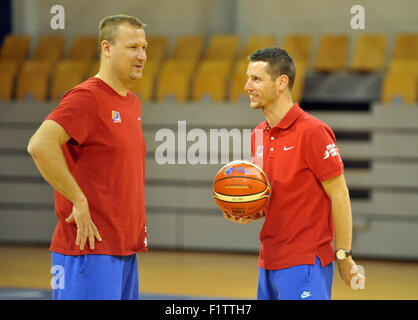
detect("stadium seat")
[381,72,417,104]
[130,72,155,102]
[16,60,54,102]
[230,60,249,102]
[68,35,98,61]
[51,60,89,100]
[33,35,66,64]
[388,60,418,75]
[146,35,168,69]
[239,35,276,60]
[159,59,197,75]
[0,35,31,65]
[351,34,387,72]
[282,34,312,66]
[86,60,100,79]
[314,34,348,72]
[205,34,239,62]
[129,60,159,102]
[391,33,418,62]
[156,60,195,102]
[157,72,191,102]
[292,61,307,103]
[0,60,19,101]
[192,61,231,102]
[170,35,204,63]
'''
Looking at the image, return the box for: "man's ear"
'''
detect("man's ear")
[101,40,112,58]
[276,74,289,91]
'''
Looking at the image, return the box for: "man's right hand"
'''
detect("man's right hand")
[65,198,102,250]
[223,211,265,224]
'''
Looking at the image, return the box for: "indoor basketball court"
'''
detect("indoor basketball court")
[1,0,418,302]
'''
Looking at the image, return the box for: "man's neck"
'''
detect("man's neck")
[96,68,130,97]
[263,97,295,129]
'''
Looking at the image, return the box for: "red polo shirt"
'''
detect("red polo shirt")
[251,104,344,270]
[46,77,147,256]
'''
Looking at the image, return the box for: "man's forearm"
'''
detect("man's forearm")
[28,140,86,205]
[330,188,353,251]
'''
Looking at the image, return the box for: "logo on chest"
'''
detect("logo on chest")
[112,110,122,123]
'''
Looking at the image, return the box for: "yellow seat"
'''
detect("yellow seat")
[16,60,54,102]
[157,71,191,102]
[0,35,31,65]
[130,72,155,102]
[33,35,66,64]
[388,60,418,75]
[391,33,418,62]
[160,59,198,75]
[229,60,249,102]
[156,60,195,102]
[171,35,204,63]
[68,36,98,62]
[129,60,159,102]
[314,34,348,72]
[51,60,89,100]
[0,61,19,101]
[146,35,168,69]
[240,35,276,60]
[351,34,387,72]
[86,60,100,79]
[292,60,307,103]
[192,61,231,102]
[381,72,417,104]
[282,34,312,66]
[205,34,239,62]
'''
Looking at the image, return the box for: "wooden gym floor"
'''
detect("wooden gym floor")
[0,244,417,300]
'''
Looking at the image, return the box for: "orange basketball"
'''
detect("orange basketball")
[213,160,271,218]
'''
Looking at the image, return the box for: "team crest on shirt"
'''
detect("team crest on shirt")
[112,110,121,123]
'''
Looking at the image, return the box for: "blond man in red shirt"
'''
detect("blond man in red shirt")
[28,14,148,300]
[224,47,365,300]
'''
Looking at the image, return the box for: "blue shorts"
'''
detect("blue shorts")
[257,256,334,300]
[51,252,139,300]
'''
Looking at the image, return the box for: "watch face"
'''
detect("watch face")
[336,250,346,260]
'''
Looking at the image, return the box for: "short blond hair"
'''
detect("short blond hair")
[98,14,146,55]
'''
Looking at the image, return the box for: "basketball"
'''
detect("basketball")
[212,160,271,218]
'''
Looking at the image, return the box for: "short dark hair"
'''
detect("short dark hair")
[249,47,296,90]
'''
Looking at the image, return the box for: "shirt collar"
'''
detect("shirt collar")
[262,103,303,131]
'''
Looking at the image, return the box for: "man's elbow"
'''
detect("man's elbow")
[27,135,46,158]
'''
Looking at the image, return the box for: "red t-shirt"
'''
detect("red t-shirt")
[46,77,147,256]
[251,104,344,270]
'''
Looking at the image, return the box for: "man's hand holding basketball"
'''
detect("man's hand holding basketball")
[223,211,265,224]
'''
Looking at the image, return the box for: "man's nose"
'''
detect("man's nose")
[244,79,252,91]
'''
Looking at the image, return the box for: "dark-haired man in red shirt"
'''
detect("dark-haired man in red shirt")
[28,14,148,300]
[224,47,365,300]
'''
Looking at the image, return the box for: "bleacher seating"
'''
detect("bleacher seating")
[0,32,417,104]
[351,33,387,72]
[68,35,98,62]
[33,35,66,64]
[0,35,31,66]
[314,34,348,72]
[0,60,19,101]
[50,60,89,100]
[16,60,53,101]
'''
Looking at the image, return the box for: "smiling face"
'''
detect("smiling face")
[244,61,279,110]
[102,23,147,83]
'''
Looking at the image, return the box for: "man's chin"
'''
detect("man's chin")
[249,102,261,109]
[129,71,142,81]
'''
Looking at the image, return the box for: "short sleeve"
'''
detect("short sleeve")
[304,124,344,182]
[46,88,97,145]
